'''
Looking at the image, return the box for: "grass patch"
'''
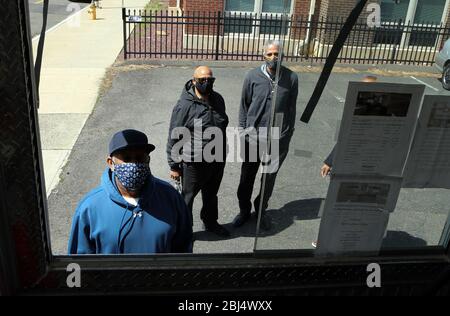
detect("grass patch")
[144,0,168,13]
[137,1,169,30]
[98,62,164,99]
[289,65,440,78]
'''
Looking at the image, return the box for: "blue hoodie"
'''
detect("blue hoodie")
[68,168,193,254]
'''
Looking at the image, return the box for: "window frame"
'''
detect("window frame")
[376,0,450,48]
[223,0,294,37]
[1,0,450,296]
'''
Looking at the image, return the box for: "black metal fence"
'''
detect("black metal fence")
[122,9,450,66]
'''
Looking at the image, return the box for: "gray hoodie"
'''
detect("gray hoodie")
[239,65,298,139]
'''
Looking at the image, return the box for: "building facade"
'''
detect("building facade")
[169,0,450,26]
[168,0,450,39]
[158,0,450,63]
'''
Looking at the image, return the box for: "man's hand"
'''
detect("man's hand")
[320,164,331,178]
[170,170,182,181]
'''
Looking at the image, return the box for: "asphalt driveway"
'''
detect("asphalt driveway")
[46,62,450,255]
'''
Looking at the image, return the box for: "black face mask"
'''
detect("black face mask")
[195,81,214,95]
[266,59,279,71]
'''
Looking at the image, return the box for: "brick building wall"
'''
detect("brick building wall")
[446,6,450,28]
[322,0,380,19]
[183,0,224,36]
[183,0,224,13]
[293,0,311,17]
[313,0,381,46]
[180,0,450,49]
[179,0,379,43]
[291,0,313,40]
[315,0,328,20]
[444,7,450,47]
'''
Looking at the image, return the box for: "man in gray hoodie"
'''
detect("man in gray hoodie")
[233,40,299,231]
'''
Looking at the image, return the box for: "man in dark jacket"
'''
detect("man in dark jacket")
[321,145,335,178]
[167,66,230,237]
[233,40,299,231]
[68,129,193,254]
[320,76,378,179]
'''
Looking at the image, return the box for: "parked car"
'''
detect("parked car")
[436,39,450,91]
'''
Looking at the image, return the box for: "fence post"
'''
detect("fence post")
[122,8,128,60]
[306,14,315,60]
[215,11,221,61]
[390,19,402,64]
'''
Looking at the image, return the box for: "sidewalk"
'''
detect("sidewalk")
[33,0,149,196]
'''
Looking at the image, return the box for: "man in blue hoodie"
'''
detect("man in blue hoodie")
[68,129,193,254]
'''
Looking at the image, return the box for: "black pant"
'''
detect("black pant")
[182,162,225,226]
[237,137,291,215]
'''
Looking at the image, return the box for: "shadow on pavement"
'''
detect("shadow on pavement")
[193,198,323,241]
[382,231,428,248]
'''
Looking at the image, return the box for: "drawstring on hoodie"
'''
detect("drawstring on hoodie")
[117,205,133,253]
[118,214,140,253]
[117,205,143,253]
[109,169,156,253]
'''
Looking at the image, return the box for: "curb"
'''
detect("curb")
[116,59,438,75]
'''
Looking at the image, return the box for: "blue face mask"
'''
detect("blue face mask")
[113,162,151,192]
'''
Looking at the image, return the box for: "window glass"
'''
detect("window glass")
[262,0,292,14]
[380,0,410,21]
[224,15,254,34]
[28,0,450,258]
[260,19,290,35]
[414,0,446,24]
[226,0,255,12]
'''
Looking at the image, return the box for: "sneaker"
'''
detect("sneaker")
[232,212,251,228]
[204,222,230,237]
[259,214,272,231]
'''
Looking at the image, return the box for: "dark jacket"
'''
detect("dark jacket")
[68,168,193,254]
[167,81,229,171]
[239,65,298,139]
[324,145,336,167]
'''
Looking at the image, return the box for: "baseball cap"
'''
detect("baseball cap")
[108,129,156,156]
